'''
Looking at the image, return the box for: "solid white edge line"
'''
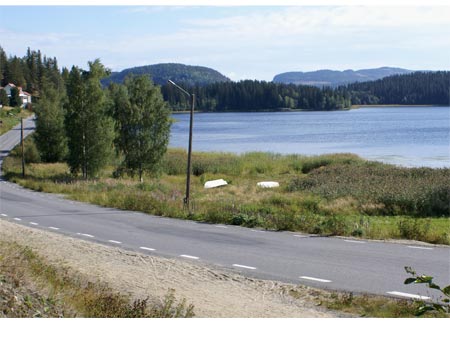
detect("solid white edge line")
[13,217,21,221]
[48,227,59,230]
[344,240,366,244]
[299,276,332,283]
[387,291,430,300]
[232,264,257,270]
[215,225,228,228]
[30,222,39,225]
[180,254,199,260]
[293,235,307,238]
[407,246,433,250]
[140,246,155,251]
[108,240,122,244]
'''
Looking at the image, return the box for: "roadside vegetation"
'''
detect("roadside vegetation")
[0,240,194,318]
[4,143,449,245]
[0,106,33,135]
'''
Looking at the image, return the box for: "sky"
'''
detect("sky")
[1,3,450,81]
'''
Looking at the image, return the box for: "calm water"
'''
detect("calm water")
[169,107,450,168]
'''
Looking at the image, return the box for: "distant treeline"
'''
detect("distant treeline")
[1,46,449,112]
[0,46,65,94]
[160,71,450,111]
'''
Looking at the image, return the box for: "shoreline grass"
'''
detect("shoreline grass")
[3,139,449,245]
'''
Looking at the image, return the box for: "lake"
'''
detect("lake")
[169,106,450,168]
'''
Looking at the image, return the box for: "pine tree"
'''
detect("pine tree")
[65,60,114,179]
[0,89,8,106]
[9,87,22,107]
[34,77,68,162]
[110,75,172,181]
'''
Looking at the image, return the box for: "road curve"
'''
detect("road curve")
[1,118,449,300]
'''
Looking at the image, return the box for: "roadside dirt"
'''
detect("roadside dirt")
[0,220,341,318]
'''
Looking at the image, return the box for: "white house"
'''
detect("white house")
[0,83,32,107]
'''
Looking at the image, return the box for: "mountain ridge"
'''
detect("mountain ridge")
[273,67,415,87]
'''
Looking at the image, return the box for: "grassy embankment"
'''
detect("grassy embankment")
[0,106,33,135]
[4,137,449,245]
[0,240,194,318]
[2,240,446,318]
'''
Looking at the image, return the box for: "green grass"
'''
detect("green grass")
[3,142,449,244]
[0,107,33,135]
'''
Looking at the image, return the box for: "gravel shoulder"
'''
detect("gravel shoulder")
[0,221,341,318]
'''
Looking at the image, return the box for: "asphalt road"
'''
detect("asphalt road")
[1,117,449,301]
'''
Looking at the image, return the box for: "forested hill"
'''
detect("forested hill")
[101,63,230,87]
[345,71,450,105]
[273,67,413,87]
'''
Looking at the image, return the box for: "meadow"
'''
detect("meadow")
[4,142,449,245]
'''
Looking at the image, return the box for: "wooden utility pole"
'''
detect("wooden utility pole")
[185,93,195,212]
[21,118,25,178]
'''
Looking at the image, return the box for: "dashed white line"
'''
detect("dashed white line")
[1,213,7,217]
[76,233,94,238]
[180,254,199,260]
[387,291,430,300]
[215,225,228,229]
[407,246,433,250]
[29,222,39,225]
[13,217,21,221]
[299,276,332,283]
[232,264,257,270]
[139,246,155,251]
[48,227,60,230]
[108,240,122,244]
[344,240,366,244]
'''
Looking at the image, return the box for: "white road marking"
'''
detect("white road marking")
[29,222,39,225]
[13,217,21,221]
[48,227,60,230]
[180,254,199,260]
[76,233,94,238]
[1,213,7,217]
[232,264,257,270]
[299,276,332,283]
[108,240,122,244]
[407,246,433,250]
[140,246,155,251]
[215,225,228,229]
[387,291,430,300]
[344,240,366,244]
[293,235,308,238]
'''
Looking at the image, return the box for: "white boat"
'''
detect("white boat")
[257,181,280,188]
[204,179,228,189]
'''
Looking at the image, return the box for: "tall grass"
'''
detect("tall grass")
[3,140,449,244]
[288,163,450,217]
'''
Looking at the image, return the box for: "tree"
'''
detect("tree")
[34,78,68,162]
[65,60,115,179]
[9,86,22,107]
[0,89,8,106]
[110,75,172,182]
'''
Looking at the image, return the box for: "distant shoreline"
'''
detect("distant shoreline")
[171,104,447,114]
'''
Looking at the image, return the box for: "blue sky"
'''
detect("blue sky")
[1,5,449,80]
